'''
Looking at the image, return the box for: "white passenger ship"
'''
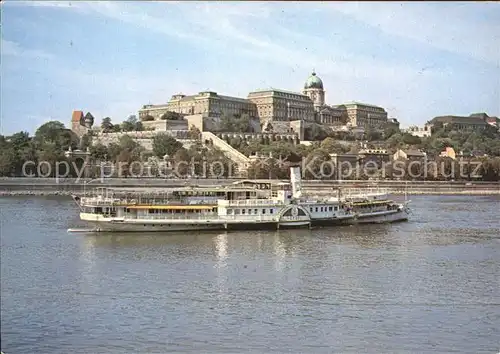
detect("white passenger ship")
[71,167,410,232]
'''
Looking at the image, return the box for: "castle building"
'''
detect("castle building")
[428,113,492,132]
[337,102,388,128]
[247,88,315,122]
[71,110,94,137]
[136,71,390,133]
[302,71,346,126]
[139,91,257,120]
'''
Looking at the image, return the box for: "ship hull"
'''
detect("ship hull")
[78,209,408,233]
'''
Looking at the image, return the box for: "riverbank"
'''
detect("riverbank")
[1,177,499,196]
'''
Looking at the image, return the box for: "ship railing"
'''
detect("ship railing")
[218,199,283,207]
[80,197,219,207]
[342,188,389,198]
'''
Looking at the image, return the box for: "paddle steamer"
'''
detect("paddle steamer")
[71,167,410,232]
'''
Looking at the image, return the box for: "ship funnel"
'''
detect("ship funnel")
[290,166,302,198]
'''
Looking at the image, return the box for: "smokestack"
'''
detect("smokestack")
[290,166,302,198]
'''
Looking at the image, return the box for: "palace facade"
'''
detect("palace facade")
[138,71,390,132]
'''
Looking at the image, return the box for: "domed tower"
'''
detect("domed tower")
[303,71,325,110]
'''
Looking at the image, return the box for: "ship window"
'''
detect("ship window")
[227,209,233,215]
[334,206,338,211]
[328,206,333,211]
[254,209,258,214]
[242,209,246,215]
[262,209,266,214]
[310,207,313,212]
[320,207,323,212]
[315,207,318,212]
[235,209,240,215]
[248,209,252,214]
[270,209,274,214]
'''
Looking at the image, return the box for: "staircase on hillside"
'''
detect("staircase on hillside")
[201,131,249,178]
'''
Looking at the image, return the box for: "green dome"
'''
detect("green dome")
[304,71,323,89]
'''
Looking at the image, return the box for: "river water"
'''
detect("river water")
[1,195,499,353]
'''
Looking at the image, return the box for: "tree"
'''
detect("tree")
[384,124,400,139]
[90,143,108,161]
[365,128,383,141]
[34,121,78,160]
[402,133,422,145]
[173,147,190,177]
[101,117,113,132]
[34,121,66,143]
[121,115,139,132]
[152,134,183,158]
[80,134,92,151]
[160,111,181,120]
[219,113,253,133]
[304,123,329,141]
[303,148,333,179]
[0,147,16,176]
[142,115,155,121]
[320,137,349,154]
[187,125,201,140]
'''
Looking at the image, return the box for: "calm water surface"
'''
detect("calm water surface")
[1,195,499,353]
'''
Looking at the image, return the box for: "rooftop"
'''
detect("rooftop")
[248,88,307,97]
[340,101,385,109]
[431,115,489,125]
[71,110,84,122]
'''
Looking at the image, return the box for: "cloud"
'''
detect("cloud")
[1,38,53,59]
[329,2,500,65]
[3,1,498,133]
[8,1,427,83]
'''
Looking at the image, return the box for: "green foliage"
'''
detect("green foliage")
[402,133,421,145]
[121,115,143,132]
[89,143,108,161]
[142,115,155,122]
[365,128,383,141]
[188,125,201,140]
[152,133,183,158]
[320,137,350,154]
[417,127,500,157]
[160,111,182,120]
[219,113,255,133]
[101,117,113,132]
[304,123,329,141]
[384,124,400,139]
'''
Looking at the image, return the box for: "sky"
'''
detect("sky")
[1,1,499,135]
